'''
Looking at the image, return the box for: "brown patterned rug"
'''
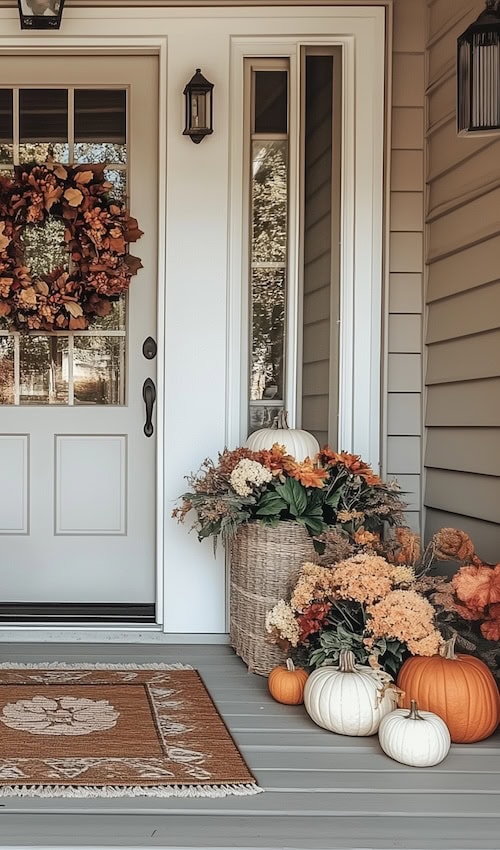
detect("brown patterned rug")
[0,663,260,798]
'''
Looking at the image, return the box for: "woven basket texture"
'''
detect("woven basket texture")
[229,521,318,676]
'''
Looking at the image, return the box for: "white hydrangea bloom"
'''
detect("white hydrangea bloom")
[265,600,301,647]
[229,458,272,497]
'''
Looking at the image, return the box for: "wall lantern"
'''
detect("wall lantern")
[183,69,214,144]
[457,0,500,135]
[17,0,65,29]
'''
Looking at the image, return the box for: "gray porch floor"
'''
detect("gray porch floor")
[0,643,499,850]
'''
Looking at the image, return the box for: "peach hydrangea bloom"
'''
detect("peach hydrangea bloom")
[368,590,438,649]
[290,562,336,610]
[329,554,397,605]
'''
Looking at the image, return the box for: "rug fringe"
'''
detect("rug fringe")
[0,782,263,798]
[0,661,193,670]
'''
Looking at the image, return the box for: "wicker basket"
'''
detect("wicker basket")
[229,521,318,676]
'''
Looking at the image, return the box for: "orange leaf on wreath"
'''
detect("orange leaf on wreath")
[0,221,11,252]
[43,185,63,212]
[74,171,93,185]
[0,301,11,316]
[64,188,84,207]
[69,315,87,330]
[64,301,84,318]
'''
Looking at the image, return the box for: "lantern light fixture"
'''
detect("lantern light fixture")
[457,0,500,135]
[17,0,65,29]
[183,69,214,144]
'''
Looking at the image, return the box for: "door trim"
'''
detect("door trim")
[0,35,168,633]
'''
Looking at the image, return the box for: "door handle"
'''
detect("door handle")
[142,378,156,438]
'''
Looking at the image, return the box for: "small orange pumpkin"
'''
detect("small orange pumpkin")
[268,658,309,705]
[397,636,499,743]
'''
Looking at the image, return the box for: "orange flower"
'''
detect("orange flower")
[393,527,421,565]
[433,528,475,562]
[288,459,328,488]
[297,602,332,641]
[257,444,293,476]
[452,564,500,610]
[453,601,484,621]
[353,528,380,548]
[319,449,381,485]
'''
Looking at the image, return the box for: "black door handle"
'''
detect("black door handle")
[142,378,156,438]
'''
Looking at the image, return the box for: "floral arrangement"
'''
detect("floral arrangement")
[173,444,406,550]
[266,525,500,680]
[266,556,442,676]
[0,161,142,330]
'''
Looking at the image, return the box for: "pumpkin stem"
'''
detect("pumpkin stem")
[285,658,296,672]
[338,649,357,673]
[440,634,458,660]
[273,410,289,430]
[407,699,423,720]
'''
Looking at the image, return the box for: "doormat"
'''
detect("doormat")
[0,663,261,798]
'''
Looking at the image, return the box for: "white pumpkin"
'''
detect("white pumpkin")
[378,700,451,768]
[304,650,398,736]
[245,410,319,461]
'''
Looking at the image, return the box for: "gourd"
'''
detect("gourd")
[397,636,499,743]
[245,410,319,461]
[267,658,309,705]
[303,650,398,736]
[378,700,451,767]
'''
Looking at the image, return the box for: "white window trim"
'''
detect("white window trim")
[227,16,385,470]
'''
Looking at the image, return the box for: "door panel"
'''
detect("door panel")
[0,55,159,609]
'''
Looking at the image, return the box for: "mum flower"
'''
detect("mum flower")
[368,590,438,647]
[452,563,500,610]
[229,458,272,497]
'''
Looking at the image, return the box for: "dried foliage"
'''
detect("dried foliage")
[0,161,142,330]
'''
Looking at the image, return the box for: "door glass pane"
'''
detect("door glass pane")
[254,71,288,134]
[0,336,14,404]
[252,141,288,263]
[19,335,68,405]
[250,267,285,402]
[19,89,69,163]
[73,336,125,405]
[21,217,68,278]
[0,89,13,163]
[74,89,126,164]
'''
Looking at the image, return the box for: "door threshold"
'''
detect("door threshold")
[0,603,156,625]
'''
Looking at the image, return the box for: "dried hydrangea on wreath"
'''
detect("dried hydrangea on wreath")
[0,161,143,331]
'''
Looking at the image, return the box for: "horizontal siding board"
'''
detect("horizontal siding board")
[393,0,426,52]
[427,282,500,343]
[392,54,425,108]
[427,234,500,300]
[426,330,500,384]
[304,216,332,264]
[426,379,500,426]
[394,473,421,511]
[302,361,330,396]
[300,394,329,430]
[425,469,500,524]
[390,232,424,273]
[304,251,332,291]
[392,107,425,150]
[427,73,454,130]
[428,145,500,216]
[389,315,422,353]
[303,321,330,363]
[389,273,423,313]
[428,186,500,261]
[387,393,422,435]
[303,286,330,325]
[425,509,500,563]
[391,149,424,192]
[388,353,422,392]
[390,192,424,231]
[425,428,500,476]
[387,436,421,474]
[427,119,493,184]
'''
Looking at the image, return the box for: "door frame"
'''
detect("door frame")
[0,35,168,634]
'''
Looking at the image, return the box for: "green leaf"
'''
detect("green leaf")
[296,515,326,537]
[275,478,308,516]
[255,492,288,516]
[325,489,342,509]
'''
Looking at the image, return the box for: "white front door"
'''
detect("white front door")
[0,54,159,619]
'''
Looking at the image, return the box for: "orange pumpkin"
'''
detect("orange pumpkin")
[397,636,499,743]
[268,658,309,705]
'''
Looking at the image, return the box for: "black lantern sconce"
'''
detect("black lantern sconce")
[457,0,500,135]
[17,0,65,29]
[183,69,214,144]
